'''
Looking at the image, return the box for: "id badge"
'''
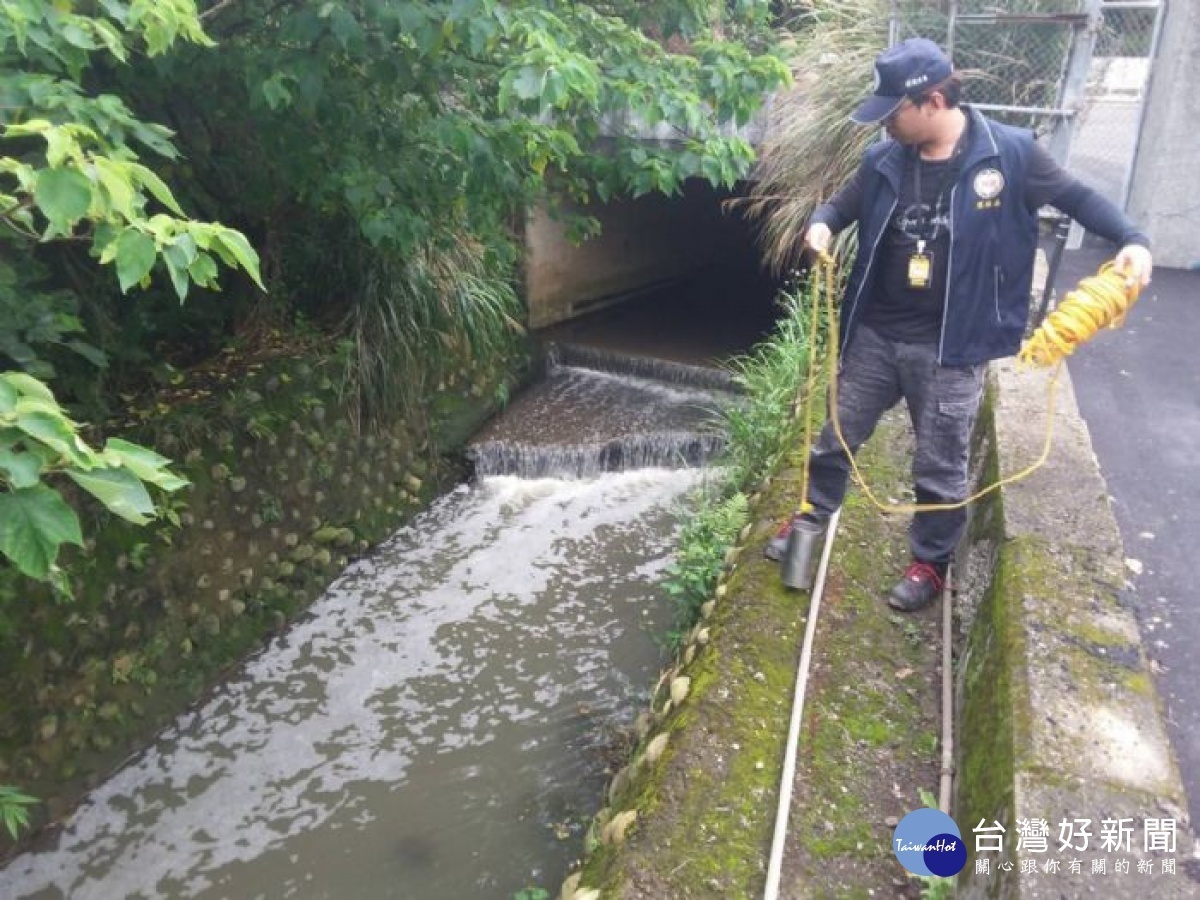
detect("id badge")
[907,251,933,290]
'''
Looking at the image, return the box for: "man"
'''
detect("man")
[764,37,1153,611]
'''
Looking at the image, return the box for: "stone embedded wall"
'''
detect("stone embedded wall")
[0,350,509,835]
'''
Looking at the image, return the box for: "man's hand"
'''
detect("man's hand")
[804,223,832,256]
[1114,244,1153,288]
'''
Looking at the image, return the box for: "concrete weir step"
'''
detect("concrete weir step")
[567,358,1197,898]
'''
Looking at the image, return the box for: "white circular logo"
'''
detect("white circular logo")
[973,168,1005,200]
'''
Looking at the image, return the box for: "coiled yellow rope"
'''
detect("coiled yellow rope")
[804,254,1140,516]
[1018,261,1140,367]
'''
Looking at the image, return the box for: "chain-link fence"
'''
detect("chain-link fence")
[884,0,1162,317]
[892,0,1078,137]
[888,0,1163,208]
[1075,2,1163,206]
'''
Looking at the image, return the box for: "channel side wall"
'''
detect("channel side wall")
[953,359,1193,897]
[563,356,1194,898]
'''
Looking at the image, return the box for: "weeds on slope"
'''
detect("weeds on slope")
[663,279,831,644]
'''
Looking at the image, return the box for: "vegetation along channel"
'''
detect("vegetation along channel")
[3,320,762,897]
[0,1,853,897]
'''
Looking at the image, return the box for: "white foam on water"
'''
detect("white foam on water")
[2,468,705,900]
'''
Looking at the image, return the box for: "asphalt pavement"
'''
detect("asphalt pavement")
[1060,246,1200,823]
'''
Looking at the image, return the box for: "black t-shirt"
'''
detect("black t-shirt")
[863,152,961,343]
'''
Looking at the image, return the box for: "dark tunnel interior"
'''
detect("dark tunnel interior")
[531,178,790,368]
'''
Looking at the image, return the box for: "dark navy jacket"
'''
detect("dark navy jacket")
[823,107,1040,366]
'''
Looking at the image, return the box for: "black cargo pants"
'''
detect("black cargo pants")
[805,324,987,565]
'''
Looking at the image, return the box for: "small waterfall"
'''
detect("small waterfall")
[468,346,739,480]
[546,343,744,394]
[469,432,728,480]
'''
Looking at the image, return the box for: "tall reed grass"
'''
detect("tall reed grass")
[342,235,525,429]
[745,0,888,273]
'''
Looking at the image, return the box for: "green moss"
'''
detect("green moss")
[844,715,893,747]
[1067,616,1137,649]
[967,382,1006,545]
[574,411,950,898]
[576,562,810,896]
[778,425,944,895]
[1123,669,1154,697]
[807,821,874,858]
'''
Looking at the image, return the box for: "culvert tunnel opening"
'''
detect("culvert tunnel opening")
[527,177,786,368]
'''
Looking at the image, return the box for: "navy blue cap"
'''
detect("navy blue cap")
[851,38,953,125]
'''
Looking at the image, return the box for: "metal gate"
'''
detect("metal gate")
[887,0,1165,211]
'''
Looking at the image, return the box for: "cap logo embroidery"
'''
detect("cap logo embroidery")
[904,74,930,88]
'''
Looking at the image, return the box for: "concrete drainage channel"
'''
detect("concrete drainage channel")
[561,359,1195,899]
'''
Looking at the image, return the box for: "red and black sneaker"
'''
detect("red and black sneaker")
[887,560,946,612]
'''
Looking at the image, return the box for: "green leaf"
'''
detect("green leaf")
[2,373,56,403]
[129,162,186,216]
[0,786,38,841]
[91,157,139,221]
[260,73,293,110]
[188,252,218,286]
[14,406,91,466]
[90,18,128,61]
[510,66,544,101]
[162,253,189,300]
[329,8,364,49]
[0,379,17,413]
[4,120,53,138]
[0,449,42,489]
[162,235,198,300]
[112,229,157,292]
[65,465,155,525]
[59,21,97,51]
[211,228,264,289]
[0,485,83,580]
[103,438,189,492]
[34,168,93,233]
[64,340,108,369]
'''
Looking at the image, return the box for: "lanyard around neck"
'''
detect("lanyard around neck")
[909,119,970,240]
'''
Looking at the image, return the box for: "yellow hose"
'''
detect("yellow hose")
[805,254,1140,515]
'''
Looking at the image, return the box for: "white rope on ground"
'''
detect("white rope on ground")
[938,567,955,814]
[763,507,842,900]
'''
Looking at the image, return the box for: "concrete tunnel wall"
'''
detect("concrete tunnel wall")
[522,179,760,330]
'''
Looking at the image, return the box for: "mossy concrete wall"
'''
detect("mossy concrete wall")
[953,359,1193,898]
